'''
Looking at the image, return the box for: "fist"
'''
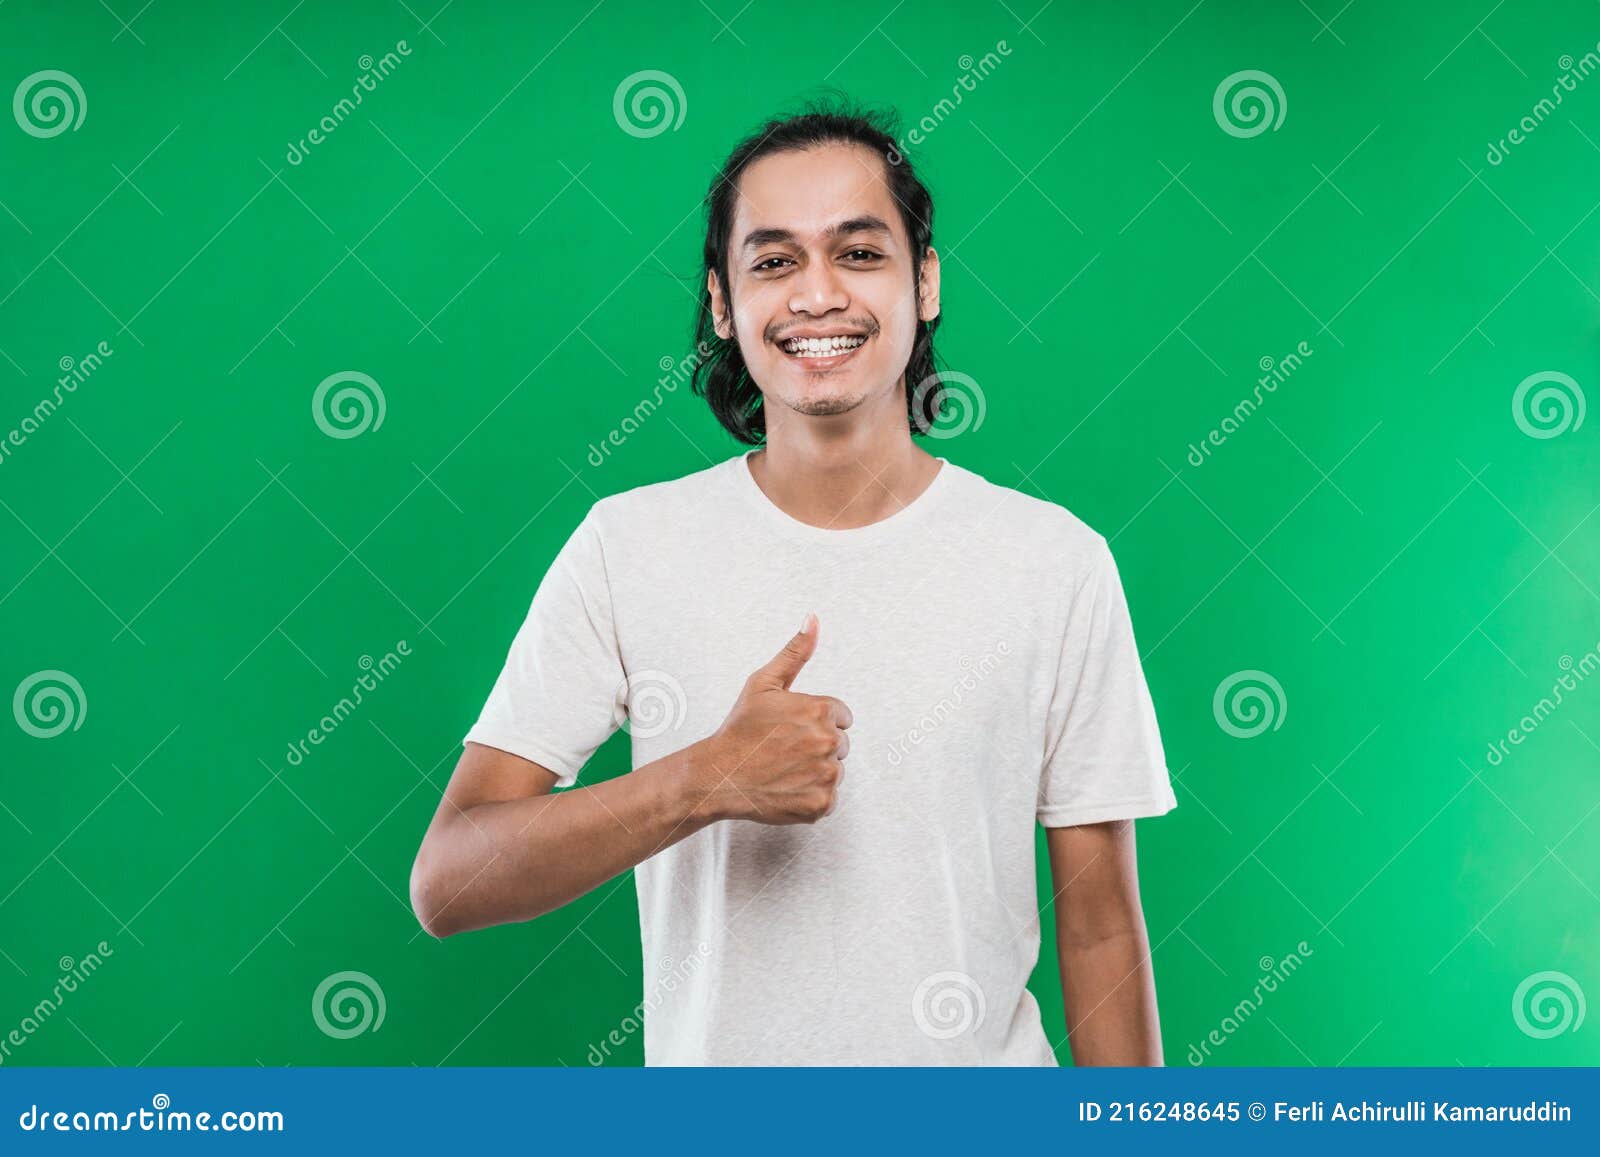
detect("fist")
[690,613,852,825]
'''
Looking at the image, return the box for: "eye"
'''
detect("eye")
[843,249,881,262]
[753,255,793,272]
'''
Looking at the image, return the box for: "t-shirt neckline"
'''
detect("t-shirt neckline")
[728,447,956,544]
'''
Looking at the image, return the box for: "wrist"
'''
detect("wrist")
[671,738,731,825]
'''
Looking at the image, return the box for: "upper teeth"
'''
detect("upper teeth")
[783,335,866,356]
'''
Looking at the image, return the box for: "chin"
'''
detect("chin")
[778,381,861,416]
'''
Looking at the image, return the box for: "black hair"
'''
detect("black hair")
[689,99,944,445]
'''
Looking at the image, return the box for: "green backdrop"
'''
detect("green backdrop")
[2,0,1596,1068]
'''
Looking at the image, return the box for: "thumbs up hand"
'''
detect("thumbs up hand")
[687,613,853,825]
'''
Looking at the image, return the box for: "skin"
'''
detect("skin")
[409,141,1163,1066]
[1047,821,1164,1064]
[708,140,944,527]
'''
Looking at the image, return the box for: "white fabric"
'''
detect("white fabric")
[465,449,1176,1065]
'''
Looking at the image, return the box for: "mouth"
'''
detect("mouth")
[776,332,869,370]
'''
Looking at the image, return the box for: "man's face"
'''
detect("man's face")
[710,142,940,421]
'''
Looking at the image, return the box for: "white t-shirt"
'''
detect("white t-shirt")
[464,448,1176,1065]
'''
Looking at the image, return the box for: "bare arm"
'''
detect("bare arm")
[408,741,717,938]
[410,616,850,939]
[1046,820,1164,1065]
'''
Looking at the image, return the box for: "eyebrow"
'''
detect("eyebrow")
[738,214,893,253]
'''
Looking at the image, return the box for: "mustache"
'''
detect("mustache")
[766,319,880,342]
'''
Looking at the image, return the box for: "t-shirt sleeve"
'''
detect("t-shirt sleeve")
[1037,534,1177,827]
[462,509,626,790]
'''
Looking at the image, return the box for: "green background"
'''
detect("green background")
[2,0,1597,1067]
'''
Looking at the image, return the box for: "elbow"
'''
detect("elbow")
[1059,920,1148,957]
[408,845,456,940]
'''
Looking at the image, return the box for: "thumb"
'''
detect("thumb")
[747,613,818,692]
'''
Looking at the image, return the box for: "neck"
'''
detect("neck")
[746,427,943,531]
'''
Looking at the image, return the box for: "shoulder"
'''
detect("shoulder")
[583,454,736,539]
[946,459,1111,577]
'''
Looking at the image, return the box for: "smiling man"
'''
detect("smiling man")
[409,104,1177,1066]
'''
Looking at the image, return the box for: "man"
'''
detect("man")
[409,105,1177,1066]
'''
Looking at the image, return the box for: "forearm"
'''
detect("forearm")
[412,744,717,937]
[1059,925,1164,1065]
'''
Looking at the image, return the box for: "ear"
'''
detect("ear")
[916,246,941,323]
[707,269,732,339]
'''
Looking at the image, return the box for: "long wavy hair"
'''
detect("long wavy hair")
[689,100,944,445]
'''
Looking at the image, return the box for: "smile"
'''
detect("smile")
[778,334,868,363]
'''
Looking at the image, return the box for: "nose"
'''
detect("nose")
[788,256,850,316]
